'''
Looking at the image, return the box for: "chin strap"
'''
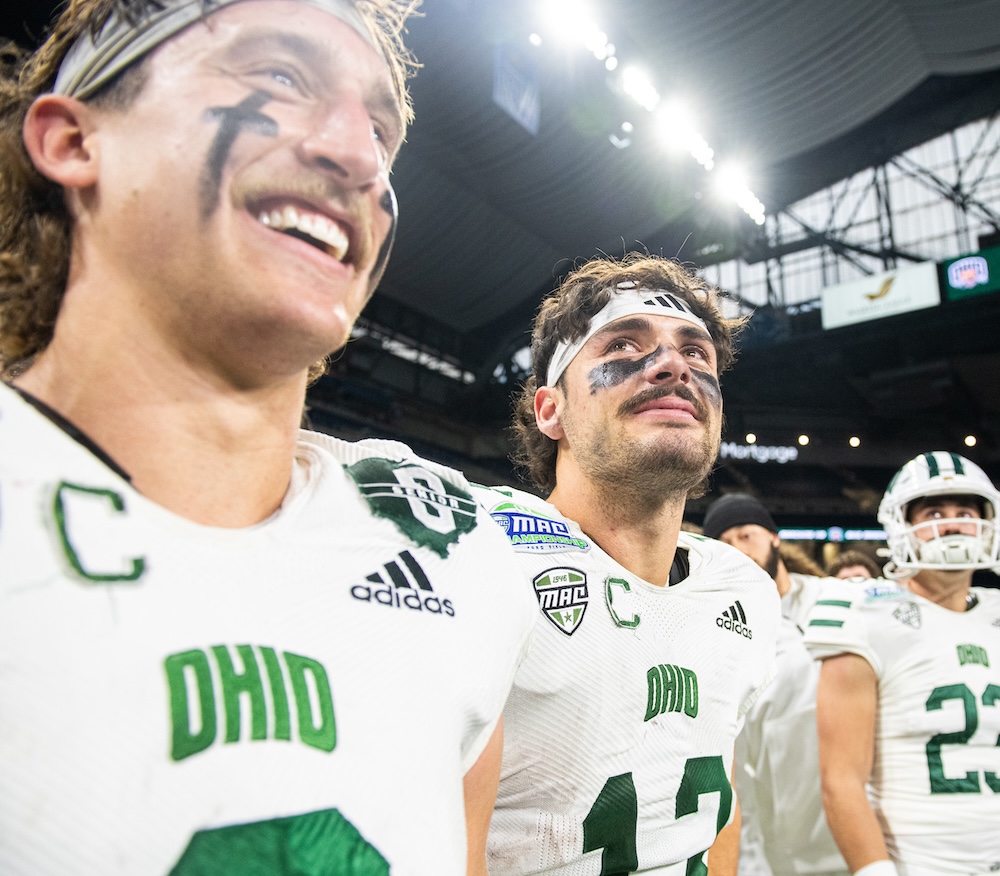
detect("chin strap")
[877,548,912,580]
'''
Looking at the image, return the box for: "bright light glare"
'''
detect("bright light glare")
[715,164,748,197]
[745,432,757,444]
[655,100,714,169]
[542,1,614,64]
[965,435,978,447]
[542,0,596,41]
[797,434,810,446]
[714,163,766,224]
[542,0,764,222]
[849,436,861,448]
[622,65,660,112]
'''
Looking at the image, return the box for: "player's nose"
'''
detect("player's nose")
[296,97,383,188]
[644,345,691,385]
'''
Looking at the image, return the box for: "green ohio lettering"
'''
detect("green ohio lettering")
[165,645,335,761]
[957,644,990,667]
[645,663,699,721]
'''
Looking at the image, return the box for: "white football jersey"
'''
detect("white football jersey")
[736,616,848,876]
[803,579,1000,875]
[475,486,780,875]
[0,383,537,876]
[783,573,830,631]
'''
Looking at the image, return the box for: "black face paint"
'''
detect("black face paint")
[691,369,722,408]
[201,90,279,218]
[588,346,664,394]
[367,183,398,294]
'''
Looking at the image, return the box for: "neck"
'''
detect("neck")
[17,324,308,528]
[547,468,687,587]
[905,568,975,611]
[773,562,792,598]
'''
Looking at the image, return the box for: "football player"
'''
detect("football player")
[0,1,536,873]
[476,253,780,875]
[804,452,1000,876]
[702,493,849,876]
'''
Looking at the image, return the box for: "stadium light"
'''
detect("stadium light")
[715,163,766,225]
[621,65,660,112]
[534,1,765,221]
[654,100,715,170]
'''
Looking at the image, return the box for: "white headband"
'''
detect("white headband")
[544,283,710,388]
[53,0,381,99]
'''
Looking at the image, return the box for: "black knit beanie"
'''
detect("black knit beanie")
[702,493,777,540]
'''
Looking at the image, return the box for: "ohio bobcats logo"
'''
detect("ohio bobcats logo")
[345,458,478,557]
[533,567,588,635]
[893,601,922,629]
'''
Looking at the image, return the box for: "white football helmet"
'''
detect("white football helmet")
[878,451,1000,577]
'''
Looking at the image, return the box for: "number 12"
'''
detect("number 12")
[582,756,732,876]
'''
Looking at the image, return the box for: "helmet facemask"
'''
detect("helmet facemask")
[904,514,996,569]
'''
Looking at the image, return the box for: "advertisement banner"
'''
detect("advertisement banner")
[821,261,939,330]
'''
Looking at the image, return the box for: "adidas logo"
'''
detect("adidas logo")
[642,293,697,317]
[351,550,455,617]
[717,600,753,639]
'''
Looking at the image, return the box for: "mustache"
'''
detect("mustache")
[617,384,709,421]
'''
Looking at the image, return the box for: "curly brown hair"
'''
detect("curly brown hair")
[824,548,882,579]
[511,253,747,495]
[0,0,419,377]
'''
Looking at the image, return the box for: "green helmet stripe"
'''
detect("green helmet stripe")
[923,452,940,478]
[950,452,966,475]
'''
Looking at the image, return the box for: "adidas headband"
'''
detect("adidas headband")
[53,0,381,99]
[544,284,710,388]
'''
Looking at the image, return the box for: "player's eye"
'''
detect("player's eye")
[249,63,305,94]
[605,338,637,354]
[371,122,391,164]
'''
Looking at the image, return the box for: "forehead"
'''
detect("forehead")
[721,524,774,541]
[150,2,398,112]
[908,494,983,516]
[585,313,716,349]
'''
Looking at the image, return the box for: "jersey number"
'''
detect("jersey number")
[170,808,387,875]
[925,682,1000,794]
[582,756,732,876]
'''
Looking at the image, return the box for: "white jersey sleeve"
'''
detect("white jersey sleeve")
[0,383,537,876]
[737,617,848,876]
[803,580,1000,875]
[475,485,780,875]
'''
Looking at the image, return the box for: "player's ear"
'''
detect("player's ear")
[534,384,565,441]
[22,94,101,189]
